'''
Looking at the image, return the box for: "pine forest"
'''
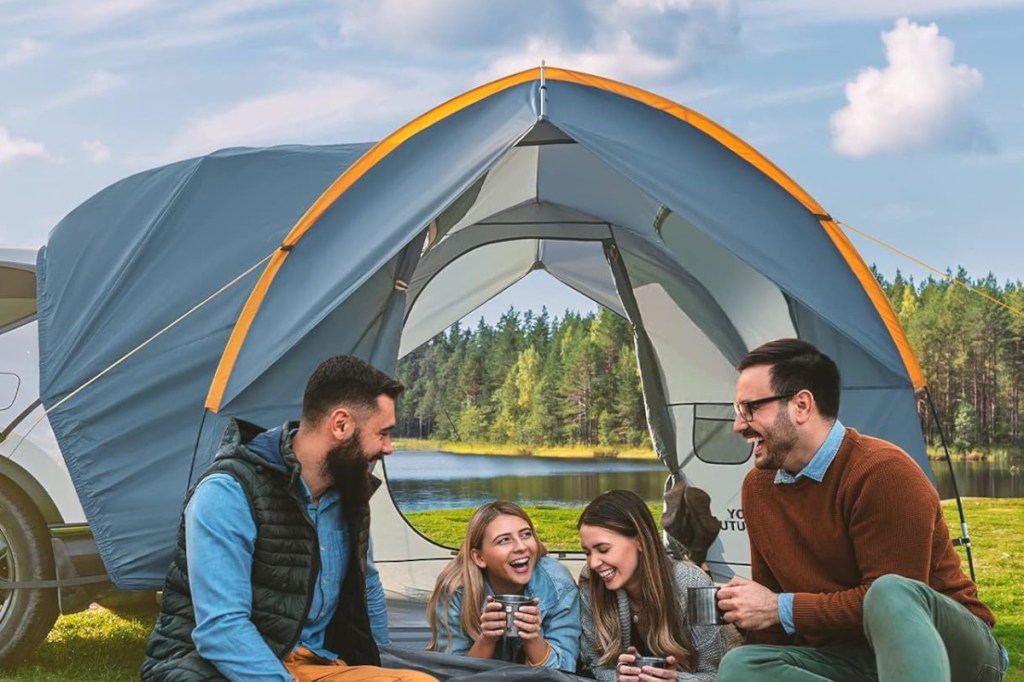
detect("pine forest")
[395,268,1024,453]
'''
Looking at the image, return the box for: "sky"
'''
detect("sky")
[2,0,1022,324]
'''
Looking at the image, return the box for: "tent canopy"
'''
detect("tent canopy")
[37,67,926,590]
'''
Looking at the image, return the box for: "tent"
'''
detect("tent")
[36,66,928,593]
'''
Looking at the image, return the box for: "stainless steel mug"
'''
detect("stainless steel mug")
[687,586,727,625]
[634,655,668,669]
[492,594,533,637]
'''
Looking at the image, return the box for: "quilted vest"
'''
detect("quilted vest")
[141,419,379,680]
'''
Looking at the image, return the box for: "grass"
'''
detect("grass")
[947,499,1023,681]
[4,499,1020,681]
[1,605,154,681]
[392,438,657,460]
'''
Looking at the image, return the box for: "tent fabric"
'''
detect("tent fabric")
[37,67,930,590]
[37,145,373,586]
[380,647,587,681]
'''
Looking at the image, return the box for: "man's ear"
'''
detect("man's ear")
[470,548,487,570]
[325,406,356,442]
[792,389,815,424]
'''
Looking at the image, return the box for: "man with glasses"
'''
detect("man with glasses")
[715,338,1006,682]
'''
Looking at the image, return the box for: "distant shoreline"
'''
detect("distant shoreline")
[392,438,657,461]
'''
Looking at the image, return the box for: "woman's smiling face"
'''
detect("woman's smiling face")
[471,513,539,595]
[579,524,642,596]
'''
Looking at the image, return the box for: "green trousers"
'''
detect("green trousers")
[718,575,1006,681]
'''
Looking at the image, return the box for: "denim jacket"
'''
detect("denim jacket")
[432,555,581,671]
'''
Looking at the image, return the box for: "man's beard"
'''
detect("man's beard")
[753,406,799,471]
[322,427,374,512]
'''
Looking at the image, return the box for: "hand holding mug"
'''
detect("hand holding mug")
[636,655,676,680]
[512,598,543,640]
[717,576,780,630]
[478,596,508,641]
[616,647,641,682]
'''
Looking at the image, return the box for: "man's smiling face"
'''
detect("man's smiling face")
[733,364,799,472]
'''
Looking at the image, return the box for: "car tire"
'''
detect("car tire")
[0,479,60,669]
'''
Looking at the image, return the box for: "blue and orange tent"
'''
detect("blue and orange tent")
[38,67,927,590]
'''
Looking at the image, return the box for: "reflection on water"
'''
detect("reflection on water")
[385,451,668,511]
[931,456,1023,500]
[384,450,1022,512]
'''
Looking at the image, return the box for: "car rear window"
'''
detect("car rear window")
[0,265,37,332]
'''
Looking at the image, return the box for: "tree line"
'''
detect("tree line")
[396,307,648,448]
[395,268,1024,451]
[878,267,1023,452]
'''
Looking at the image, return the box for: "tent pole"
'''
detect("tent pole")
[539,60,547,120]
[601,238,680,479]
[186,407,210,488]
[925,387,976,582]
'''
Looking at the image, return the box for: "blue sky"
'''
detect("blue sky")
[1,0,1022,322]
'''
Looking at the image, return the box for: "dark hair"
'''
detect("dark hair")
[302,355,404,424]
[578,490,695,670]
[737,338,840,419]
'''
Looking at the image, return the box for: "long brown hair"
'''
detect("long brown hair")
[578,490,695,670]
[426,501,548,651]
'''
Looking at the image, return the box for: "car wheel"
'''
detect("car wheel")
[0,479,60,669]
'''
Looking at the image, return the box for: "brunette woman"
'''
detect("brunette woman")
[578,490,725,681]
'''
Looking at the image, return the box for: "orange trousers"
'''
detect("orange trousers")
[282,648,438,682]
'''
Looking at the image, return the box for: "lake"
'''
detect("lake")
[932,456,1023,500]
[384,450,1022,512]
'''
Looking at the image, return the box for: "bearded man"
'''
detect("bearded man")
[143,356,437,682]
[716,339,1007,682]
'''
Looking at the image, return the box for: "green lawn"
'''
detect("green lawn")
[4,499,1020,681]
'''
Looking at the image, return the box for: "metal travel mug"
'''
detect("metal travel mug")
[634,656,668,669]
[687,586,727,625]
[492,594,532,637]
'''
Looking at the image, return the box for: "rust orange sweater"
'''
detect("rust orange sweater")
[743,428,994,647]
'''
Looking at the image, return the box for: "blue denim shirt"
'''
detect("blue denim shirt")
[775,420,845,635]
[185,469,389,681]
[432,555,581,671]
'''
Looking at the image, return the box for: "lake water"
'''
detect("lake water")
[384,450,1022,511]
[932,456,1023,500]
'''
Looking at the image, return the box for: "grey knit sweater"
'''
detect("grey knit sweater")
[579,559,725,682]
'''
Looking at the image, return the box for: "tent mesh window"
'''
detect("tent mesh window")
[692,403,751,465]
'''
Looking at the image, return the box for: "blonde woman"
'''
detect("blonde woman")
[578,490,725,681]
[427,501,580,671]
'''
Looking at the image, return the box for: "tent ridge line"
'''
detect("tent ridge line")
[207,65,923,411]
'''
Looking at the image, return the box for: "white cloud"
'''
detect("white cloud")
[82,139,111,162]
[167,71,443,159]
[0,38,47,68]
[0,127,49,164]
[830,18,990,157]
[341,0,740,83]
[743,0,1024,26]
[482,34,698,85]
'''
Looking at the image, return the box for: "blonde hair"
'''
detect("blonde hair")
[426,501,549,651]
[578,490,695,671]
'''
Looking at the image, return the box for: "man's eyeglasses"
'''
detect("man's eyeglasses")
[733,392,797,421]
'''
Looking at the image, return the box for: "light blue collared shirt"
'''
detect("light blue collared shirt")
[776,420,846,635]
